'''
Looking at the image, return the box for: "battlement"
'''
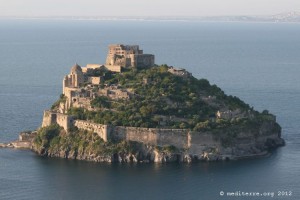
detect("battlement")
[41,111,220,150]
[41,110,191,148]
[106,44,154,68]
[74,120,109,142]
[42,110,74,132]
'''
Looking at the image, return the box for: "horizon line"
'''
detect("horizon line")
[0,11,300,19]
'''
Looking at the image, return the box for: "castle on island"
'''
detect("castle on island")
[42,44,201,149]
[21,43,282,162]
[42,44,243,154]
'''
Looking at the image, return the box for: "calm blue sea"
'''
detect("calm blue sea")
[0,19,299,200]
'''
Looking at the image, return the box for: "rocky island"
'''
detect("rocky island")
[1,44,285,163]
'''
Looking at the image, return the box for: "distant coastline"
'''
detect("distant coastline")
[1,11,300,23]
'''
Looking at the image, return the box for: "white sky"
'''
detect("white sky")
[0,0,299,17]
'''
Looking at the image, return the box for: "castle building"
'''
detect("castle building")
[105,44,155,68]
[63,63,84,93]
[62,64,85,111]
[82,64,122,73]
[60,44,154,113]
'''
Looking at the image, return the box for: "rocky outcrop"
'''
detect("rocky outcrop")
[30,122,284,163]
[0,141,33,149]
[2,118,284,163]
[0,131,37,149]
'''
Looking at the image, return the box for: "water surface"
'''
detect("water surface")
[0,20,299,200]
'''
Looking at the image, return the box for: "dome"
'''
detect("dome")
[70,63,82,74]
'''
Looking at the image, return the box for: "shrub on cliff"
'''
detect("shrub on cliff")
[33,124,62,152]
[33,124,146,158]
[91,96,111,109]
[51,94,66,110]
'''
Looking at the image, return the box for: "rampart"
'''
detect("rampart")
[110,126,190,149]
[74,120,109,142]
[42,110,73,132]
[41,111,219,149]
[187,132,220,154]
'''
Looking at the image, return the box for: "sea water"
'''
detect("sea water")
[0,19,299,200]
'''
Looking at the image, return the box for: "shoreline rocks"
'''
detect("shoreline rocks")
[0,140,32,149]
[1,127,285,164]
[1,140,284,163]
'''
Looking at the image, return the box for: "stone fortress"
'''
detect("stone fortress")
[61,44,154,112]
[42,44,210,147]
[41,44,281,160]
[106,44,155,68]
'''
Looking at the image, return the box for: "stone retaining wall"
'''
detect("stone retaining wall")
[74,120,109,142]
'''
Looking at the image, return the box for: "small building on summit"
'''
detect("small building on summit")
[168,66,192,78]
[105,44,155,68]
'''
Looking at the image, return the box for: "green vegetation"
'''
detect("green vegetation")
[33,125,144,157]
[91,96,111,109]
[86,67,113,79]
[34,65,281,156]
[34,124,62,150]
[65,65,271,131]
[51,94,66,110]
[63,64,277,136]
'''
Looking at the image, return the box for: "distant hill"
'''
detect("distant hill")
[186,11,300,23]
[3,12,300,23]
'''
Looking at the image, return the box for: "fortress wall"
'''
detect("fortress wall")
[110,126,126,140]
[74,120,109,142]
[41,113,221,151]
[42,111,56,127]
[111,126,189,149]
[105,65,122,72]
[56,113,73,132]
[187,132,221,154]
[41,111,108,140]
[135,54,155,68]
[111,126,158,145]
[41,111,73,132]
[156,129,189,149]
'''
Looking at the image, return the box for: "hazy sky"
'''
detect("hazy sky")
[0,0,299,17]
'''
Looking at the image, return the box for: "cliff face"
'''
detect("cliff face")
[205,120,284,161]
